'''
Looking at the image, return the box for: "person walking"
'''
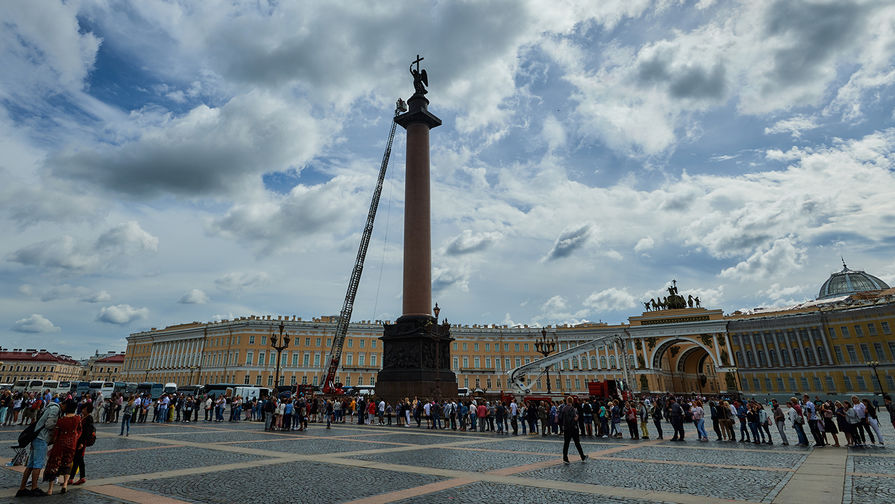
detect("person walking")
[559,396,588,465]
[120,397,134,436]
[862,399,885,446]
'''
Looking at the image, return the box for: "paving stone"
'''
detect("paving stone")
[343,432,470,445]
[229,438,400,455]
[350,446,557,472]
[0,465,23,489]
[851,455,895,474]
[519,457,786,501]
[608,445,806,467]
[125,460,444,503]
[395,480,674,504]
[851,476,895,504]
[85,445,262,478]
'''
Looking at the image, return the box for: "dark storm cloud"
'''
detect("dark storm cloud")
[48,93,324,198]
[637,57,727,100]
[764,0,872,86]
[545,224,592,261]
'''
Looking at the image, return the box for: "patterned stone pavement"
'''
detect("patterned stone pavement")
[0,414,892,503]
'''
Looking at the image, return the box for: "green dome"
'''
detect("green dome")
[817,262,889,300]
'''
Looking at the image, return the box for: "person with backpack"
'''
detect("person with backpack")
[788,397,809,446]
[559,396,588,465]
[16,396,60,497]
[70,403,95,486]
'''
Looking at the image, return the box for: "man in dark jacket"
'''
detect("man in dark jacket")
[669,398,685,441]
[560,396,588,464]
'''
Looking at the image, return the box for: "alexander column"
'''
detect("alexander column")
[376,56,458,401]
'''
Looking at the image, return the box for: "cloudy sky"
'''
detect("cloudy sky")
[3,0,895,359]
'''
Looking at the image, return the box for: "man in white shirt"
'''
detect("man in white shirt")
[510,399,519,435]
[378,400,385,425]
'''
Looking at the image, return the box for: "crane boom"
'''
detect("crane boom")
[322,99,406,394]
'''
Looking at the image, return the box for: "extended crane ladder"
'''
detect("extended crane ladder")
[506,333,625,394]
[322,100,404,394]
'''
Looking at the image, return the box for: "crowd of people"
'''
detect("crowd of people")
[3,387,893,495]
[1,390,96,497]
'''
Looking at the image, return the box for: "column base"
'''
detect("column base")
[376,315,457,402]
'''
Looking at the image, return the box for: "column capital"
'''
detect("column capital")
[395,95,442,129]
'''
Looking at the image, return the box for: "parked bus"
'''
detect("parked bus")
[42,380,59,394]
[12,380,29,393]
[111,382,137,395]
[26,380,44,393]
[57,381,73,395]
[177,385,204,397]
[136,383,164,399]
[164,382,178,395]
[75,381,91,396]
[89,380,114,397]
[0,383,12,391]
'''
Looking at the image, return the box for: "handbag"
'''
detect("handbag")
[17,423,43,448]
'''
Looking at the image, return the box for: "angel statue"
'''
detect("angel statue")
[410,54,428,95]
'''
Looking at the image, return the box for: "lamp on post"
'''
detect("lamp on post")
[534,327,557,394]
[433,302,440,322]
[867,361,885,396]
[271,321,290,392]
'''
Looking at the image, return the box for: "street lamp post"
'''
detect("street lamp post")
[867,361,885,396]
[534,327,557,394]
[271,321,290,392]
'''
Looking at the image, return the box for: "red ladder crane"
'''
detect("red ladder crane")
[321,98,407,394]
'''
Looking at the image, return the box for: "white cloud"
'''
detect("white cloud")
[720,237,805,281]
[12,313,61,333]
[178,289,209,304]
[215,272,270,292]
[444,230,503,256]
[764,115,819,138]
[634,236,655,254]
[583,287,637,312]
[544,223,593,261]
[8,221,158,272]
[37,284,111,303]
[96,304,149,325]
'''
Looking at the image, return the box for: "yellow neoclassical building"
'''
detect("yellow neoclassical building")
[122,266,894,400]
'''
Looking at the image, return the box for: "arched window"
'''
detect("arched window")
[600,356,607,368]
[609,356,617,368]
[816,346,827,365]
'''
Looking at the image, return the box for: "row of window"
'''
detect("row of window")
[741,373,895,394]
[829,321,891,338]
[0,364,59,373]
[736,341,895,368]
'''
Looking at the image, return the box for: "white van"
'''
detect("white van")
[12,380,29,393]
[232,386,266,401]
[164,383,178,395]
